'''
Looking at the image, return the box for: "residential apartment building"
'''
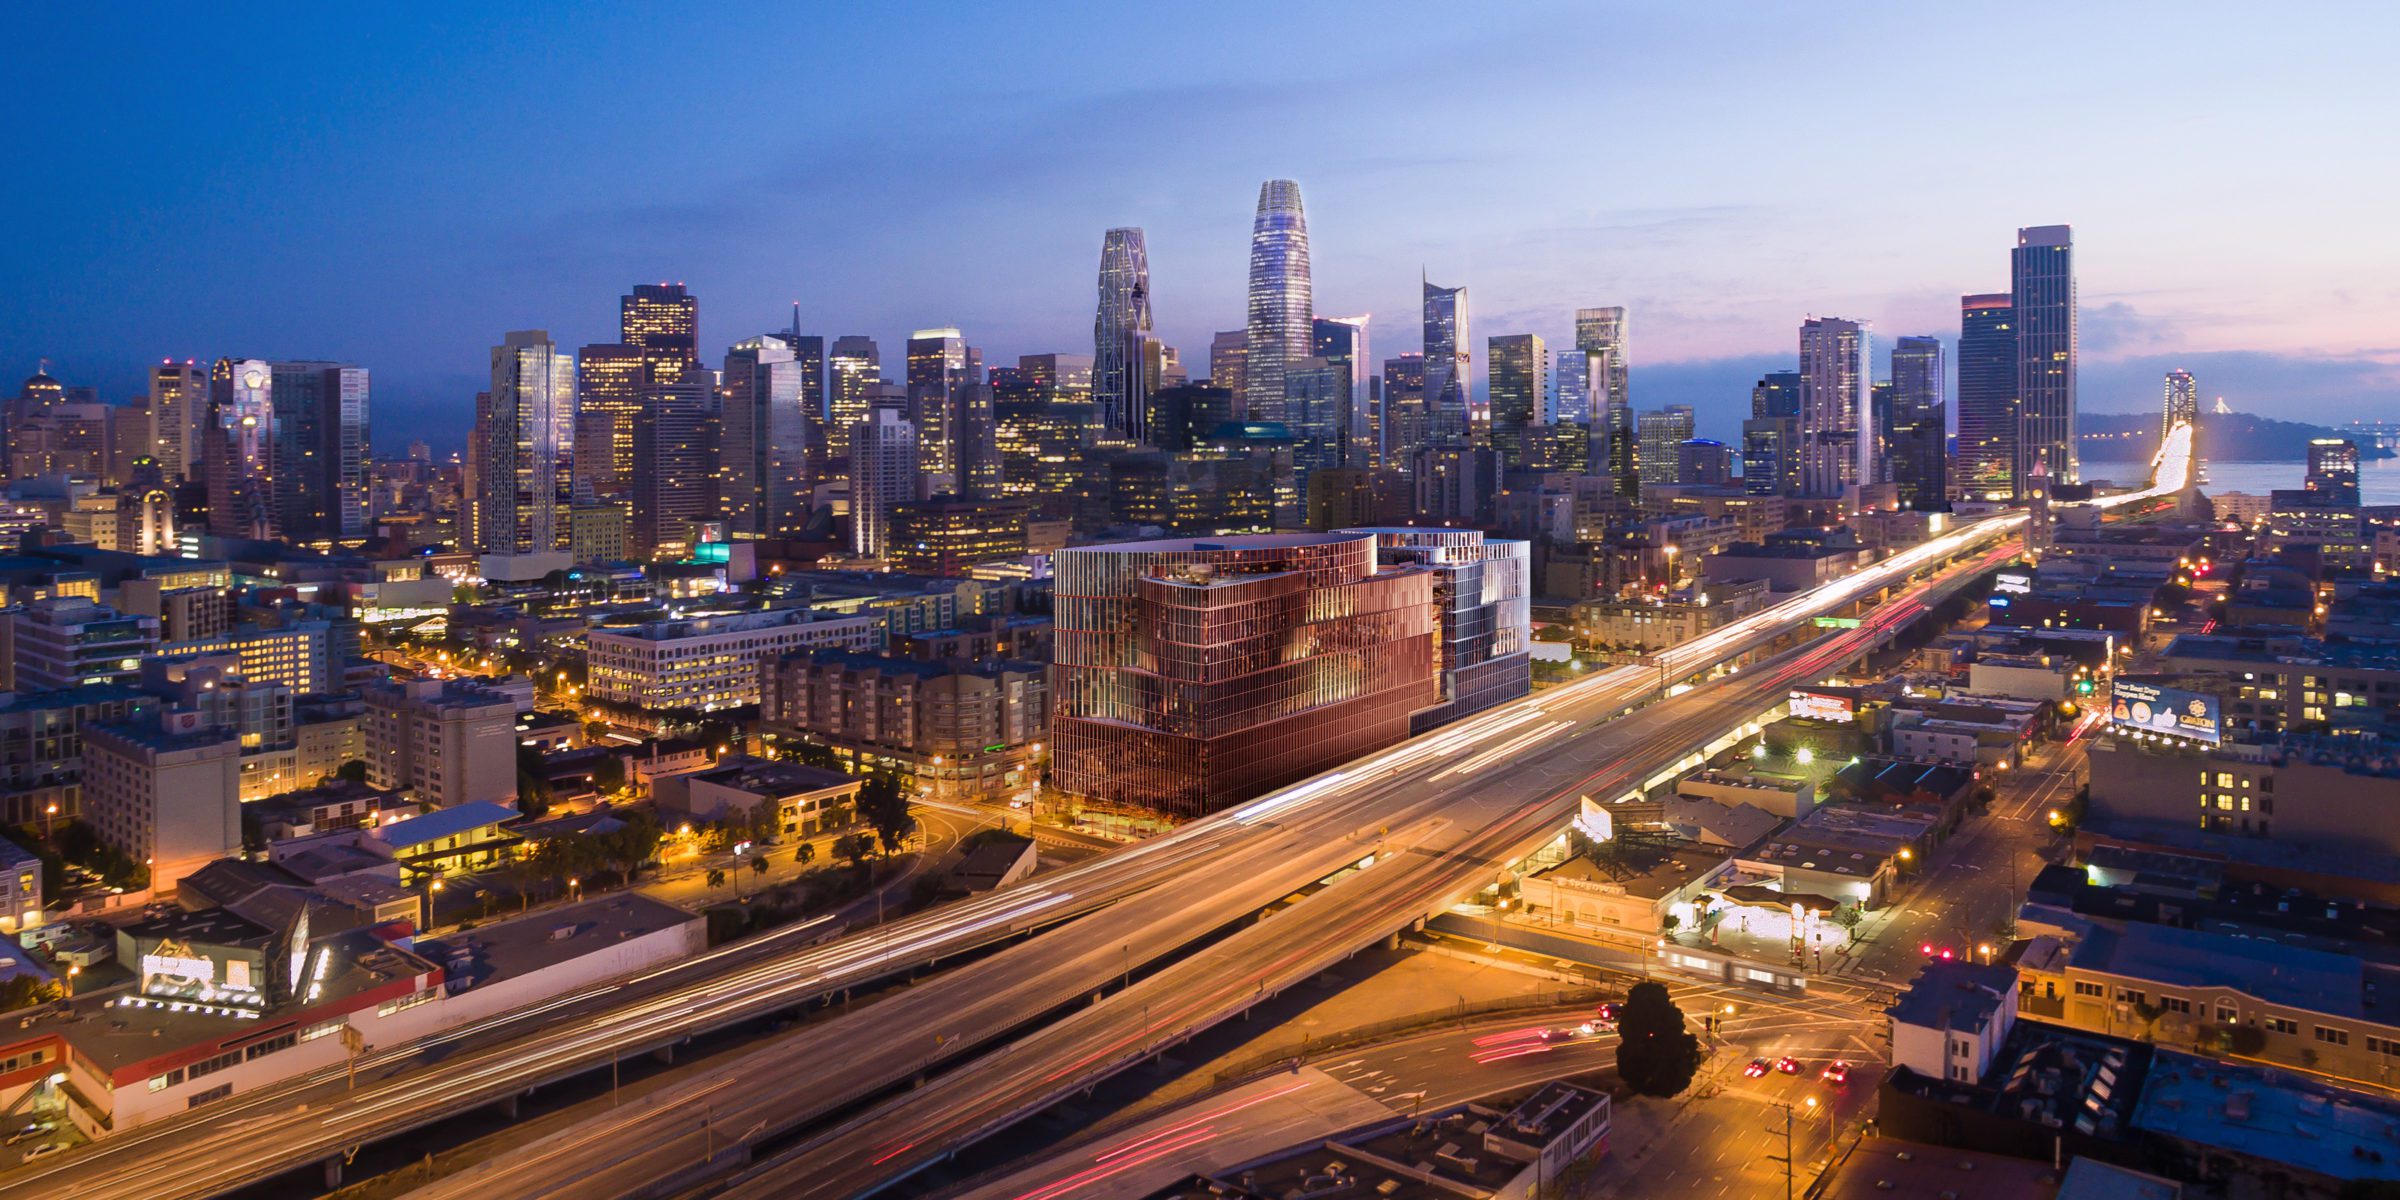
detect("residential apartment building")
[0,684,152,824]
[3,598,160,691]
[585,606,882,712]
[761,648,1048,802]
[362,678,518,809]
[81,716,243,893]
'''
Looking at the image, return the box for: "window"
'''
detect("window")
[2073,981,2104,998]
[186,1050,241,1081]
[2162,997,2193,1014]
[2316,1026,2351,1046]
[2114,987,2146,1005]
[186,1083,233,1108]
[2217,1006,2239,1024]
[2267,1017,2299,1035]
[243,1032,297,1061]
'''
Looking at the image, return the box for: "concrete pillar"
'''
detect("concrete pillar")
[653,1044,676,1066]
[324,1158,344,1189]
[499,1094,520,1120]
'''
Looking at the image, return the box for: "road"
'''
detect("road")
[4,427,2192,1200]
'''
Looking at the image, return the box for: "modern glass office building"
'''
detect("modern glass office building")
[2012,225,2077,488]
[1243,180,1312,425]
[1340,527,1532,733]
[1093,227,1153,443]
[1050,533,1437,819]
[1955,293,2018,501]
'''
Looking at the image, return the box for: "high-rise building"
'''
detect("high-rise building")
[906,328,986,493]
[466,332,574,555]
[1744,372,1802,499]
[148,360,205,481]
[1955,294,2018,501]
[2162,369,2199,441]
[826,335,882,463]
[1797,317,1870,497]
[1488,333,1547,470]
[1050,533,1439,819]
[1552,347,1591,426]
[629,377,715,558]
[784,321,826,473]
[1208,330,1248,402]
[1575,308,1633,494]
[202,358,276,539]
[572,342,646,503]
[1309,315,1374,468]
[621,283,699,385]
[2306,438,2361,506]
[850,406,919,558]
[1636,406,1695,490]
[1888,336,1948,511]
[719,335,811,538]
[1093,227,1154,443]
[1422,278,1470,444]
[2012,225,2077,487]
[1677,439,1734,487]
[362,678,519,810]
[268,362,371,542]
[1243,180,1312,424]
[1381,354,1427,464]
[1340,527,1532,730]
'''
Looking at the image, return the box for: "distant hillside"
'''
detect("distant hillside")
[2078,410,2393,462]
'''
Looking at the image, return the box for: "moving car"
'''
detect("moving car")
[1744,1058,1771,1078]
[1821,1060,1852,1085]
[1774,1056,1802,1074]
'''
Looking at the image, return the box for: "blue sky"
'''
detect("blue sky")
[5,2,2396,449]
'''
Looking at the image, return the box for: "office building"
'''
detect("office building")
[825,335,881,462]
[572,342,645,503]
[1381,354,1427,462]
[1411,444,1503,527]
[1798,316,1871,497]
[719,334,811,538]
[1207,330,1247,402]
[2013,225,2077,486]
[1015,352,1092,401]
[1343,527,1532,730]
[202,358,276,538]
[361,677,518,809]
[0,684,151,825]
[630,377,715,558]
[1552,347,1591,425]
[2163,369,2199,441]
[148,360,205,481]
[1243,179,1312,424]
[2306,438,2361,506]
[1050,533,1439,819]
[1311,315,1375,467]
[621,282,699,385]
[1488,333,1546,470]
[886,499,1029,576]
[850,406,920,559]
[1956,293,2018,501]
[905,328,996,497]
[1677,438,1733,487]
[1576,307,1633,494]
[1889,335,1948,511]
[268,362,371,542]
[1743,370,1802,497]
[1422,278,1470,443]
[82,715,241,893]
[466,331,574,555]
[160,620,337,695]
[5,598,160,691]
[1093,227,1154,443]
[587,607,880,712]
[1636,406,1695,490]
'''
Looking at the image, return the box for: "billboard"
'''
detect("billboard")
[2109,678,2222,746]
[1789,690,1856,723]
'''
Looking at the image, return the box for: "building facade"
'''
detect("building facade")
[1243,180,1312,425]
[585,607,881,712]
[2012,225,2078,487]
[361,678,519,809]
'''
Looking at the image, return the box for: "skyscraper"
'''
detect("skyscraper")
[719,335,811,537]
[1421,278,1470,444]
[1888,336,1947,511]
[2306,438,2361,506]
[1312,315,1374,468]
[1243,180,1312,424]
[2162,369,2199,440]
[2012,225,2077,487]
[850,407,919,558]
[1488,333,1547,470]
[269,362,370,541]
[1797,316,1870,497]
[621,283,699,385]
[783,317,826,475]
[630,377,715,557]
[573,343,645,502]
[1575,308,1632,494]
[148,360,204,481]
[906,328,973,490]
[202,358,275,538]
[467,331,574,554]
[1551,348,1591,425]
[1742,368,1802,499]
[1635,406,1694,490]
[1955,294,2018,501]
[1208,330,1248,400]
[1381,354,1427,464]
[1093,227,1154,443]
[826,335,881,462]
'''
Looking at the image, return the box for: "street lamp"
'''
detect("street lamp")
[1977,943,1994,964]
[42,803,56,842]
[65,964,80,998]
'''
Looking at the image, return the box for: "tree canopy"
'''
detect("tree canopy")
[1614,980,1707,1097]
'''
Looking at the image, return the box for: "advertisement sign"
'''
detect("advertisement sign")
[1789,690,1856,723]
[1993,572,2033,595]
[2109,678,2222,746]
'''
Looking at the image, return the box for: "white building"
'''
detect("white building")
[81,716,243,893]
[1888,960,2019,1085]
[586,607,881,712]
[850,408,920,559]
[362,678,518,809]
[5,598,160,691]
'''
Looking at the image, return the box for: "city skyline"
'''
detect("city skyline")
[6,5,2396,446]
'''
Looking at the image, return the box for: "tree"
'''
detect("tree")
[750,854,769,884]
[705,867,728,895]
[835,833,873,872]
[590,754,627,795]
[1614,980,1707,1097]
[855,774,916,856]
[335,759,370,785]
[794,841,816,868]
[515,746,555,819]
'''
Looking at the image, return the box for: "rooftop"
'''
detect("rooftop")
[1888,960,2019,1036]
[1534,842,1727,902]
[686,756,858,798]
[416,892,698,992]
[2067,920,2397,1021]
[372,800,522,851]
[2134,1050,2400,1182]
[1820,1138,2062,1200]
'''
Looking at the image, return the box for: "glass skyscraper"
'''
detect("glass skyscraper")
[1743,370,1802,498]
[621,283,699,385]
[2012,225,2077,487]
[1093,227,1153,444]
[1889,335,1947,510]
[1575,307,1632,494]
[1487,333,1546,470]
[1955,293,2018,501]
[1243,180,1312,425]
[719,334,811,537]
[468,331,574,554]
[1798,316,1870,497]
[1421,278,1470,444]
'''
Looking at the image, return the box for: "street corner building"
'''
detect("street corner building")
[1048,532,1441,820]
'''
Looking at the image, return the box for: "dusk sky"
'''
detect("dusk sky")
[7,2,2397,450]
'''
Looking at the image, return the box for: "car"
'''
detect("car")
[1595,1002,1621,1022]
[1743,1058,1771,1078]
[3,1126,49,1147]
[1821,1060,1852,1084]
[1775,1056,1802,1075]
[1575,1021,1600,1037]
[20,1142,60,1160]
